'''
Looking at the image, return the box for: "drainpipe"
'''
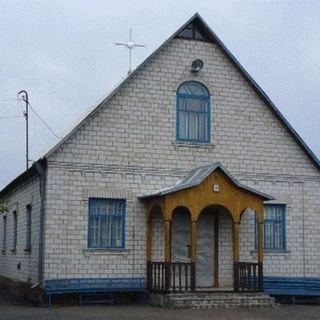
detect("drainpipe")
[35,160,47,286]
[301,182,305,278]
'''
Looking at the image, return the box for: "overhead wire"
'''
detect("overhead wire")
[0,115,24,119]
[28,102,61,139]
[0,97,61,138]
[0,98,23,102]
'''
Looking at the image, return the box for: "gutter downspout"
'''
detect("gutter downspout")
[35,160,46,286]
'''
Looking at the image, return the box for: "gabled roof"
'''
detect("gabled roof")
[138,163,273,201]
[1,13,320,197]
[42,13,320,171]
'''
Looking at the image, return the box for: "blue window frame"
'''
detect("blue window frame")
[26,205,32,251]
[88,198,125,249]
[256,204,286,251]
[2,215,6,252]
[176,81,210,143]
[13,211,17,251]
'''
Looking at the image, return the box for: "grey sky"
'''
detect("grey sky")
[1,0,319,189]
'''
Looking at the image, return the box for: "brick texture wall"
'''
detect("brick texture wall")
[3,36,319,285]
[0,176,41,283]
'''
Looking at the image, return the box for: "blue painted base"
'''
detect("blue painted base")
[45,277,147,307]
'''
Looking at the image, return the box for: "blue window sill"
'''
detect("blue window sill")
[172,141,214,149]
[251,250,290,256]
[82,248,130,256]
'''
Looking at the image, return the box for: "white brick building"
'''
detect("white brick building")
[0,14,319,301]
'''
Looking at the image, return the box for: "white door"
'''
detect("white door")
[196,211,215,287]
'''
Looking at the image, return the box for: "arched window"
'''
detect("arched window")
[176,81,210,143]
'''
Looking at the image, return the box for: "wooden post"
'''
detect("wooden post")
[146,214,152,290]
[257,221,264,264]
[233,221,240,291]
[257,221,264,291]
[146,216,152,262]
[214,214,219,288]
[190,220,197,291]
[233,222,240,262]
[164,219,171,292]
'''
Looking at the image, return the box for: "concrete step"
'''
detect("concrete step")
[149,292,275,309]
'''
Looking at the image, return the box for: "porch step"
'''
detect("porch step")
[149,292,275,309]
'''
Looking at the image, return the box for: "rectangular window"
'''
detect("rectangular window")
[12,211,17,252]
[256,204,286,251]
[88,198,125,249]
[26,205,32,251]
[177,94,210,143]
[2,215,6,252]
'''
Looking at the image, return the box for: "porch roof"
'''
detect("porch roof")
[138,163,273,201]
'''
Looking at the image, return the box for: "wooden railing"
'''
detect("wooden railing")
[147,262,167,292]
[147,261,194,293]
[171,262,193,292]
[234,262,263,292]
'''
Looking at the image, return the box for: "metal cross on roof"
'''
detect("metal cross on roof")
[115,29,146,74]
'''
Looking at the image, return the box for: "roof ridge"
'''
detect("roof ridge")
[1,13,319,196]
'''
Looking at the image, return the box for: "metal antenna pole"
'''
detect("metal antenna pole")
[115,29,146,74]
[18,90,29,170]
[129,29,132,73]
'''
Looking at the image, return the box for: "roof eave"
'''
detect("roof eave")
[32,13,320,171]
[0,158,47,199]
[138,163,274,201]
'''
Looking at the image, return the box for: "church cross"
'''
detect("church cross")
[115,29,146,74]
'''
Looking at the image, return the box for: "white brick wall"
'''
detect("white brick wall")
[151,210,164,262]
[44,37,320,283]
[0,176,41,283]
[2,35,319,287]
[218,211,233,287]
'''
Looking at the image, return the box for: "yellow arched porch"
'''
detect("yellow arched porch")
[139,163,273,293]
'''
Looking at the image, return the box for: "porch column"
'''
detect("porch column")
[146,216,152,262]
[146,215,152,290]
[257,221,264,264]
[257,221,264,291]
[190,220,197,291]
[233,221,240,262]
[233,221,240,292]
[164,219,171,292]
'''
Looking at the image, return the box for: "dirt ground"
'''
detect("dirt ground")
[1,292,320,320]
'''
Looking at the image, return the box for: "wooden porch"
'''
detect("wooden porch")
[138,163,273,294]
[147,261,263,293]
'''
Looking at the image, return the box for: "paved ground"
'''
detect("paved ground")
[1,292,320,320]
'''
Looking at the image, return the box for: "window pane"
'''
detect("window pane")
[185,98,203,112]
[194,29,204,40]
[274,223,282,249]
[178,81,209,97]
[89,216,99,247]
[261,205,285,250]
[178,25,193,38]
[26,205,32,250]
[100,215,111,247]
[189,113,198,140]
[178,98,186,110]
[13,211,17,250]
[178,111,188,139]
[88,199,125,248]
[3,216,6,251]
[199,113,208,141]
[177,82,210,143]
[112,217,122,247]
[264,221,272,249]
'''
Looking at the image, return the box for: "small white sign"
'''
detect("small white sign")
[213,184,220,192]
